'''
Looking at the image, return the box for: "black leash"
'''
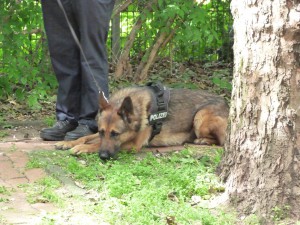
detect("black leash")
[56,0,102,93]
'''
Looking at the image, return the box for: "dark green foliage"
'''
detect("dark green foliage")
[0,0,232,109]
[0,0,56,109]
[128,0,232,62]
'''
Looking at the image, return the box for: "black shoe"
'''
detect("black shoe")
[40,120,78,141]
[64,124,95,140]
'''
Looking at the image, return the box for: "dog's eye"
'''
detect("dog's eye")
[110,130,120,138]
[99,129,105,137]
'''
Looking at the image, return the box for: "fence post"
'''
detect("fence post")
[111,0,121,64]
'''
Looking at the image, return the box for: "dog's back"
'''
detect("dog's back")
[150,88,229,146]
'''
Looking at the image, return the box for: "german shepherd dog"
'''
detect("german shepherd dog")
[55,84,229,160]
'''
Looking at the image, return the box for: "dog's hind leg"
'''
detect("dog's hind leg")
[193,107,227,146]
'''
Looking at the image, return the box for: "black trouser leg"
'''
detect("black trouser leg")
[41,0,115,130]
[73,0,115,130]
[41,0,81,124]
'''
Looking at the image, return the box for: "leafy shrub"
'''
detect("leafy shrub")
[0,0,56,108]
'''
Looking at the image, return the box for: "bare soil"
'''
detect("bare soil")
[0,120,55,151]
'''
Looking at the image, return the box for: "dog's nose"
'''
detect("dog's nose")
[99,151,110,160]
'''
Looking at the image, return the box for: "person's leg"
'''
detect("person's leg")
[40,0,81,140]
[41,0,81,123]
[65,0,115,140]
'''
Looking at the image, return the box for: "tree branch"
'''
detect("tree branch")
[112,0,133,18]
[134,18,176,82]
[114,0,158,79]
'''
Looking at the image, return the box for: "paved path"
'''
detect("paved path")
[0,140,56,225]
[0,120,191,224]
[0,139,187,224]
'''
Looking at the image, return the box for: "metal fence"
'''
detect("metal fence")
[108,0,233,64]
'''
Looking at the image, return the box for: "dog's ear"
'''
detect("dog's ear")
[118,96,134,123]
[99,91,110,112]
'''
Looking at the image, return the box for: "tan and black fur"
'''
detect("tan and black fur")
[55,86,229,160]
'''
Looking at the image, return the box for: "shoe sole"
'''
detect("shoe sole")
[40,132,65,141]
[64,131,95,141]
[64,133,92,141]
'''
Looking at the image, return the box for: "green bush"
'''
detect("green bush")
[0,0,56,108]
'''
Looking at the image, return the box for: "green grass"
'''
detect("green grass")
[0,186,10,195]
[27,147,237,224]
[0,185,11,203]
[0,215,8,225]
[21,176,63,205]
[0,130,9,139]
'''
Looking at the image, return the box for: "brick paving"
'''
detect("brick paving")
[0,121,190,224]
[0,141,56,225]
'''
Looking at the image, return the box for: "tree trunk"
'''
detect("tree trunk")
[134,31,166,82]
[114,0,158,79]
[111,0,121,64]
[134,29,175,82]
[219,0,300,222]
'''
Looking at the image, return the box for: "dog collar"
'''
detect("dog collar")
[146,82,170,141]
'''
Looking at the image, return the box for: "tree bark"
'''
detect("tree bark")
[219,0,300,222]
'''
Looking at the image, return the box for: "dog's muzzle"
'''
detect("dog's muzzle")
[98,147,120,160]
[99,151,111,160]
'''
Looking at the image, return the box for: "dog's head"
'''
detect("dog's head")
[97,92,140,160]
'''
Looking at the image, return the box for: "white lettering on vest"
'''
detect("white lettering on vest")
[149,112,168,122]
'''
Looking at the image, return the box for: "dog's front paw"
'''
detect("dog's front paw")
[70,144,99,155]
[55,141,76,150]
[70,144,90,155]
